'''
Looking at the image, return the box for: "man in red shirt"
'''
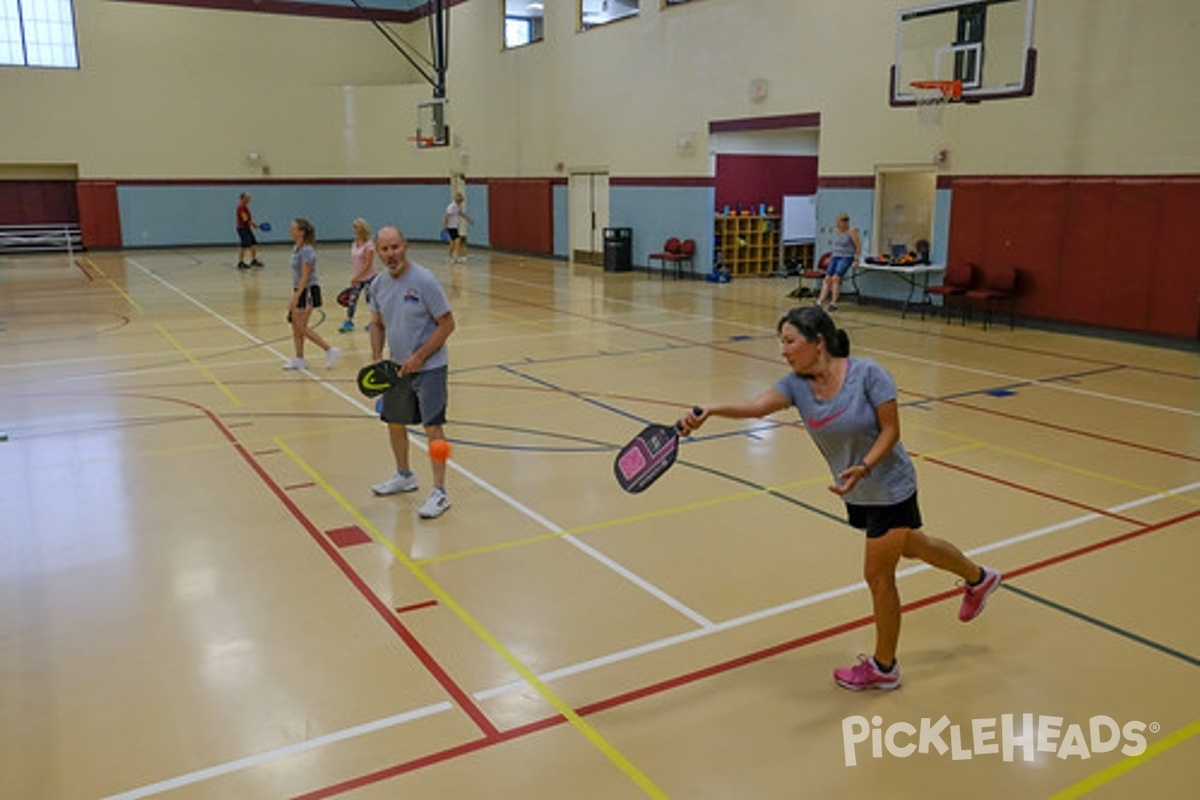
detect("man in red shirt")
[236,192,264,269]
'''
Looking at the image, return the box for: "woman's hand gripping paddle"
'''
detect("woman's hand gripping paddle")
[613,407,702,493]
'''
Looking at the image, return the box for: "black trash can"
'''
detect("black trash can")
[603,227,632,272]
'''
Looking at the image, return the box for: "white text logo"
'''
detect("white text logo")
[842,714,1152,767]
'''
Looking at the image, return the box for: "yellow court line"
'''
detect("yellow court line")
[416,469,843,566]
[154,323,242,406]
[275,438,669,799]
[905,419,1200,507]
[85,256,241,406]
[84,256,143,313]
[1046,717,1200,799]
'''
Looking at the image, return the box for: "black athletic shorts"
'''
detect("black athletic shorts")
[295,284,323,310]
[238,228,257,247]
[846,491,922,538]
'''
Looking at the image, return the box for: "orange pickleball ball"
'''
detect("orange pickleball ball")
[428,439,452,462]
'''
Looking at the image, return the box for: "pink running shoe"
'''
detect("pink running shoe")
[834,655,901,691]
[959,567,1001,622]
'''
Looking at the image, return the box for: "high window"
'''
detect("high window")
[0,0,78,68]
[505,0,544,49]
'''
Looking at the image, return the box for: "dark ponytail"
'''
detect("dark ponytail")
[777,305,851,357]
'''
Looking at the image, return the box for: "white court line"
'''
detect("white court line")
[107,480,1200,798]
[860,344,1200,417]
[124,258,712,623]
[474,265,1198,417]
[477,480,1199,700]
[100,702,454,800]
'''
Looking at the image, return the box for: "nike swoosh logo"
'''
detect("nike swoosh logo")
[807,408,847,430]
[361,376,391,391]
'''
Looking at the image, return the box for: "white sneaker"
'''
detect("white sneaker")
[325,346,342,368]
[282,357,307,371]
[372,471,419,496]
[418,488,450,519]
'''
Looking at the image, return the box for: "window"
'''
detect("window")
[1,0,78,68]
[580,0,638,31]
[504,0,544,50]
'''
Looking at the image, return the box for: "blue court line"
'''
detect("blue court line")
[1003,583,1200,668]
[500,364,846,524]
[499,363,654,427]
[899,364,1131,410]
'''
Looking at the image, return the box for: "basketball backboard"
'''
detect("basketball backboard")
[416,98,449,148]
[890,0,1036,105]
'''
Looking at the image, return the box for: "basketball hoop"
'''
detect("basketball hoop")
[910,79,962,126]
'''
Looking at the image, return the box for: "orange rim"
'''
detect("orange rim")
[910,79,963,100]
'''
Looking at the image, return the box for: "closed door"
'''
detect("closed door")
[568,170,608,265]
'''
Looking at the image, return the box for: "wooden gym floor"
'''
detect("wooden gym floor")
[1,243,1197,799]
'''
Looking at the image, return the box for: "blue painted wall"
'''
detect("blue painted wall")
[609,185,715,275]
[116,182,488,249]
[553,183,569,257]
[114,181,948,299]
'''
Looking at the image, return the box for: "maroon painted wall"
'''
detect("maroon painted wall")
[948,178,1200,339]
[77,181,123,249]
[0,180,78,224]
[487,178,553,255]
[715,155,818,215]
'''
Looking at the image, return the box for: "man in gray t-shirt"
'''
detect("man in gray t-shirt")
[367,226,456,519]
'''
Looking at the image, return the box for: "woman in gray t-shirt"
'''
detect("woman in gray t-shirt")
[678,305,1001,691]
[283,218,340,371]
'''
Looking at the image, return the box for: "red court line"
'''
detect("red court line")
[326,525,372,548]
[396,600,439,614]
[479,288,1199,463]
[133,393,500,741]
[923,456,1149,526]
[935,397,1200,463]
[293,506,1200,799]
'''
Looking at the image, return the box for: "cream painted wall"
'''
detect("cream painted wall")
[2,0,434,178]
[2,0,1197,180]
[452,0,1199,179]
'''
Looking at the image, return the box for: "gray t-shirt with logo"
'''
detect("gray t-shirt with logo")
[369,260,451,372]
[290,244,318,288]
[774,357,916,505]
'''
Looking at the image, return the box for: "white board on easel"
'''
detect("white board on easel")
[781,194,817,244]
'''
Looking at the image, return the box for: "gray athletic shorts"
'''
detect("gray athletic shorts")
[379,365,448,426]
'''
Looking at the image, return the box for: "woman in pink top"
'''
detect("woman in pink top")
[340,218,378,333]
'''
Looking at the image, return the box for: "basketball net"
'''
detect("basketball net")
[910,80,961,165]
[913,85,948,127]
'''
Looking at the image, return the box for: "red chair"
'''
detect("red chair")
[649,237,696,279]
[924,261,975,323]
[964,265,1019,329]
[674,238,696,278]
[649,237,681,278]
